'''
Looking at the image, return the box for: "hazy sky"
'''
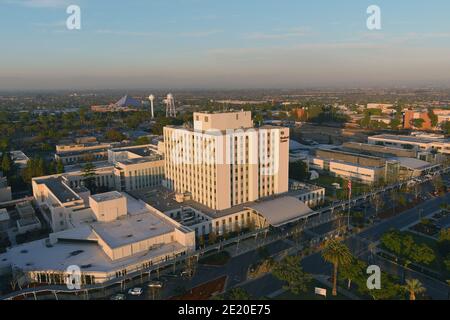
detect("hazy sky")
[1,0,450,90]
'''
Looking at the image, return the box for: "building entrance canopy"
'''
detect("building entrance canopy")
[247,196,315,227]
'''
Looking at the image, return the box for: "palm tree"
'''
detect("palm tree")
[404,279,426,301]
[321,240,353,296]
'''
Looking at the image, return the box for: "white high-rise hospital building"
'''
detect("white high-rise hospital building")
[164,111,290,211]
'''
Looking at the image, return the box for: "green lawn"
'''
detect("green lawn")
[273,279,348,300]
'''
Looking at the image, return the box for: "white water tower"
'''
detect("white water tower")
[148,94,155,119]
[165,93,176,118]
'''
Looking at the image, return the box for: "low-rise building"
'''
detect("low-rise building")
[310,156,385,184]
[309,146,439,184]
[434,109,450,125]
[0,172,12,203]
[342,142,418,158]
[0,151,30,171]
[403,109,433,130]
[367,104,394,114]
[55,142,112,165]
[1,191,195,286]
[131,184,323,239]
[368,134,450,155]
[33,145,165,232]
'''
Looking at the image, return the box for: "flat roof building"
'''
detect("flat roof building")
[1,192,195,287]
[164,110,290,211]
[368,134,450,155]
[55,142,112,165]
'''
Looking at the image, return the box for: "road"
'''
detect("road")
[301,192,450,299]
[3,171,448,300]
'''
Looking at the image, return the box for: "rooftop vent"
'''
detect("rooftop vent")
[69,250,84,257]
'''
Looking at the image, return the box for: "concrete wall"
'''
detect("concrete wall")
[194,111,253,131]
[90,194,127,222]
[316,149,385,167]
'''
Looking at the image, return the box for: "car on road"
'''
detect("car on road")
[148,281,164,289]
[128,288,144,296]
[110,293,126,300]
[180,270,192,278]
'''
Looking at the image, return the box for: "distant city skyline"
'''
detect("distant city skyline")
[1,0,450,90]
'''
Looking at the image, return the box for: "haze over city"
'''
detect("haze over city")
[0,0,450,309]
[1,0,450,90]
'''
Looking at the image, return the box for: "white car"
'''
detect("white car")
[128,288,144,296]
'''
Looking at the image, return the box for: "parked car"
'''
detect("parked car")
[180,270,192,278]
[110,293,126,300]
[128,288,143,296]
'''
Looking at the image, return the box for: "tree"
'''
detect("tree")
[404,279,426,301]
[397,194,407,208]
[37,158,45,177]
[442,121,450,135]
[1,153,12,176]
[431,176,444,194]
[390,189,399,214]
[289,160,309,181]
[226,288,251,300]
[412,118,425,129]
[390,118,401,130]
[56,159,65,174]
[410,243,435,266]
[321,240,353,296]
[381,230,435,266]
[134,136,150,146]
[198,235,205,249]
[444,258,450,273]
[0,137,9,151]
[364,273,403,300]
[428,110,438,128]
[339,258,366,289]
[82,162,97,192]
[253,113,264,126]
[22,157,46,183]
[272,255,311,295]
[438,228,450,258]
[47,160,56,175]
[105,129,126,142]
[208,231,217,245]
